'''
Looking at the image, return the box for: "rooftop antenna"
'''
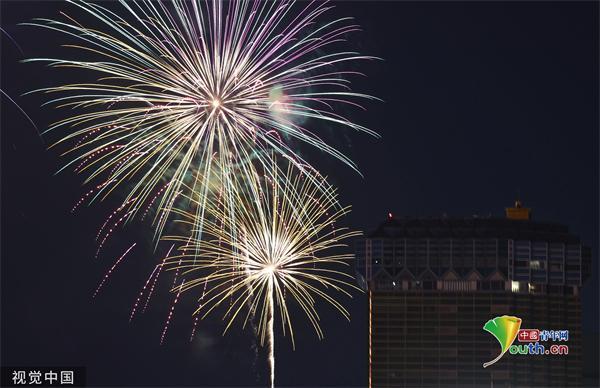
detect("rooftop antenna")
[506,189,531,220]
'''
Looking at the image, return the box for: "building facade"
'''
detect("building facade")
[356,202,591,387]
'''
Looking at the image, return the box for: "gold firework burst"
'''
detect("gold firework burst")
[163,158,361,386]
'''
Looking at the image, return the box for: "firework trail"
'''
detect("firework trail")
[267,285,275,387]
[25,0,378,241]
[1,28,39,132]
[93,242,137,298]
[163,158,361,386]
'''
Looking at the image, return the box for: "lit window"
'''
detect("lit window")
[530,260,545,270]
[511,281,521,293]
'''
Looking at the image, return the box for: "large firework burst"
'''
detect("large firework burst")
[163,158,361,387]
[26,0,377,239]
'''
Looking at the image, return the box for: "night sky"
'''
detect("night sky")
[1,1,598,387]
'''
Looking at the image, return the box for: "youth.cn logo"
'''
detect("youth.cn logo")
[482,315,522,368]
[483,315,570,368]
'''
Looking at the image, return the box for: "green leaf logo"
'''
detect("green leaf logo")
[483,315,522,368]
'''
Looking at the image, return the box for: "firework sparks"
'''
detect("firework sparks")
[93,242,137,298]
[25,2,377,384]
[163,159,361,387]
[160,278,185,346]
[26,0,378,240]
[143,244,174,315]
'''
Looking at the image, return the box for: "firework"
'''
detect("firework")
[26,0,378,239]
[163,158,361,387]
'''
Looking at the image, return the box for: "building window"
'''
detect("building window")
[491,280,505,290]
[530,260,545,270]
[438,305,458,313]
[440,280,476,291]
[511,280,521,292]
[547,285,563,295]
[550,263,562,271]
[491,304,509,314]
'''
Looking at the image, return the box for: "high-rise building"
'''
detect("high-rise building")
[356,202,592,387]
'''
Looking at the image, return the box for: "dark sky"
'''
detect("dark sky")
[1,1,598,387]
